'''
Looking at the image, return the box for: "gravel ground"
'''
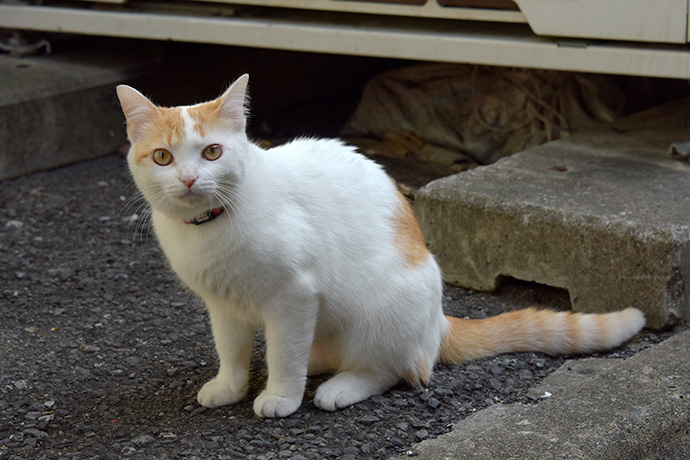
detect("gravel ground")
[0,154,683,460]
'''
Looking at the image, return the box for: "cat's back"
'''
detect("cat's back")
[269,138,377,171]
[265,138,392,202]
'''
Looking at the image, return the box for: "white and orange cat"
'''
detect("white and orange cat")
[116,74,646,418]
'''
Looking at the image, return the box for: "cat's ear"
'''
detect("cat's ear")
[116,85,158,143]
[217,74,249,132]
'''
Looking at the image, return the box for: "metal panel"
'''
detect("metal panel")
[1,4,690,78]
[515,0,688,44]
[186,0,526,22]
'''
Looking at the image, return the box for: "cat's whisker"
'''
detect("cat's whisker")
[127,185,169,250]
[118,178,146,214]
[119,196,140,219]
[118,188,148,249]
[214,185,247,228]
[216,180,249,212]
[131,208,152,250]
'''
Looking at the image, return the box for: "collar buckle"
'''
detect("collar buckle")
[184,207,225,225]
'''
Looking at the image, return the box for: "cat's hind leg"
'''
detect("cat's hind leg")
[313,369,399,411]
[307,339,340,376]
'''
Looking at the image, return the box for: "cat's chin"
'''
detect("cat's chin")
[162,195,219,219]
[172,192,209,207]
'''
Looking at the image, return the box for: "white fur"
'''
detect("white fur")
[122,77,447,417]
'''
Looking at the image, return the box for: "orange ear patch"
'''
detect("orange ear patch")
[393,188,429,269]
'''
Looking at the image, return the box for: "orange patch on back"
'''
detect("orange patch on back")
[131,107,186,165]
[393,189,429,268]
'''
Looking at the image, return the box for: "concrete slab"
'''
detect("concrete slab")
[415,99,690,329]
[0,39,158,180]
[394,329,690,460]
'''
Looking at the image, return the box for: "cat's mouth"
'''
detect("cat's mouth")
[172,190,222,216]
[174,188,207,205]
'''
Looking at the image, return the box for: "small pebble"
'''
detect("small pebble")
[358,415,379,425]
[24,428,49,439]
[79,344,100,353]
[415,429,429,440]
[427,397,441,409]
[23,437,38,447]
[48,268,73,281]
[342,447,359,456]
[519,369,534,381]
[131,434,156,446]
[5,220,24,229]
[434,388,453,396]
[361,442,375,454]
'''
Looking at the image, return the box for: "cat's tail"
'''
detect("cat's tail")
[438,307,645,365]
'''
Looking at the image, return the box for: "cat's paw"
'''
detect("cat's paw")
[313,384,361,411]
[197,377,247,408]
[314,371,396,411]
[253,391,301,418]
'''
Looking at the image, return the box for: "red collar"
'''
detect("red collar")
[183,207,225,225]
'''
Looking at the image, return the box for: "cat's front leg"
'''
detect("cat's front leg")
[197,301,255,408]
[253,297,316,418]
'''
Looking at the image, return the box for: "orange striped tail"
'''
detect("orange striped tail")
[439,307,646,365]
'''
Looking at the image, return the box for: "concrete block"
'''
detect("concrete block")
[416,101,690,328]
[0,42,156,180]
[396,329,690,460]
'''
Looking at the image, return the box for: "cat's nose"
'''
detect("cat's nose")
[180,177,198,188]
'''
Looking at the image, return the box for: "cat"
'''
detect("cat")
[116,74,646,418]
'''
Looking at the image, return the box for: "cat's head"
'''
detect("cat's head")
[116,74,250,221]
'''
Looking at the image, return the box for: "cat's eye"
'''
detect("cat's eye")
[203,144,223,161]
[152,149,173,166]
